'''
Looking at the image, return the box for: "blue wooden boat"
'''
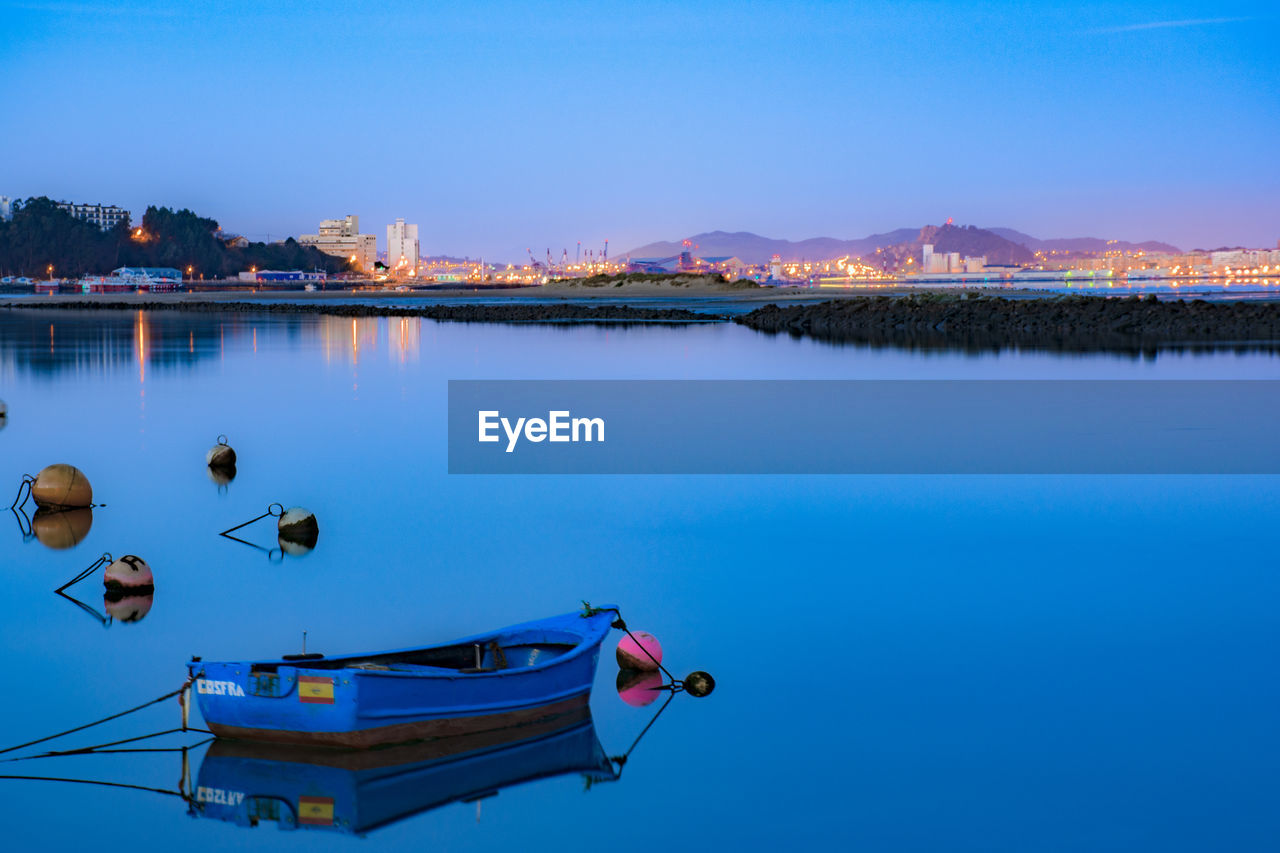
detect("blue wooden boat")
[190,707,615,835]
[186,607,616,748]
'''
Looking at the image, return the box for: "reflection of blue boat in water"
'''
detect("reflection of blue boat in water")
[191,707,616,835]
[187,608,616,748]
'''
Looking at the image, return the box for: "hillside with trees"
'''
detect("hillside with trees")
[0,197,349,278]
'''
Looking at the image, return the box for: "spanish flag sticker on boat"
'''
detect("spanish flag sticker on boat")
[298,675,335,704]
[298,796,335,826]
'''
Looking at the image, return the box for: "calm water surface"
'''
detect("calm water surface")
[0,309,1277,852]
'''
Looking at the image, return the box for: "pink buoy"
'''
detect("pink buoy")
[616,669,665,707]
[103,555,154,592]
[616,631,663,672]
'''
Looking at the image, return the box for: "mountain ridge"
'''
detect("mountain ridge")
[623,227,1183,265]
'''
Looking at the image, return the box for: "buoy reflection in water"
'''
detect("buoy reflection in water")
[30,507,93,550]
[616,669,665,707]
[207,464,236,487]
[103,588,154,623]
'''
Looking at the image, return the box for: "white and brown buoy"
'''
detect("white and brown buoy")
[278,506,319,551]
[206,435,237,470]
[0,398,7,430]
[31,507,94,550]
[103,555,154,595]
[31,464,93,510]
[104,590,154,624]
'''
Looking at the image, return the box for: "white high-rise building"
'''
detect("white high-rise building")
[300,215,378,272]
[56,200,130,231]
[387,219,420,273]
[0,196,11,221]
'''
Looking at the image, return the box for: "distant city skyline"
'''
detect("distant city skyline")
[2,1,1276,259]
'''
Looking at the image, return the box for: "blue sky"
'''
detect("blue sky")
[2,1,1276,259]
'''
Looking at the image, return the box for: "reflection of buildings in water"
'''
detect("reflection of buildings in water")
[0,310,425,376]
[0,310,239,376]
[317,315,421,364]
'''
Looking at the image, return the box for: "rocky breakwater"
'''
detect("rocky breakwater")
[2,300,722,325]
[735,293,1280,352]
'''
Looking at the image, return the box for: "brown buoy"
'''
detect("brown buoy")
[31,464,93,510]
[278,507,319,552]
[206,435,237,470]
[684,671,715,698]
[31,507,93,550]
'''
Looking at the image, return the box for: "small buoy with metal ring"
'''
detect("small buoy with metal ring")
[616,631,663,672]
[683,671,715,698]
[104,589,154,624]
[616,669,665,707]
[31,507,93,550]
[278,507,319,550]
[206,435,237,470]
[103,555,154,594]
[31,464,93,510]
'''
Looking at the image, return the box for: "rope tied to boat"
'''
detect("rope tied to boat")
[609,690,677,773]
[581,602,681,685]
[0,680,194,758]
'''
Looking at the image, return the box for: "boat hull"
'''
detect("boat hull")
[204,692,593,748]
[187,608,614,748]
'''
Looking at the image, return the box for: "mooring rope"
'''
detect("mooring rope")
[610,689,677,772]
[219,502,283,537]
[4,729,214,763]
[54,553,113,594]
[0,774,187,798]
[0,682,190,757]
[582,602,681,686]
[10,505,33,540]
[8,474,34,511]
